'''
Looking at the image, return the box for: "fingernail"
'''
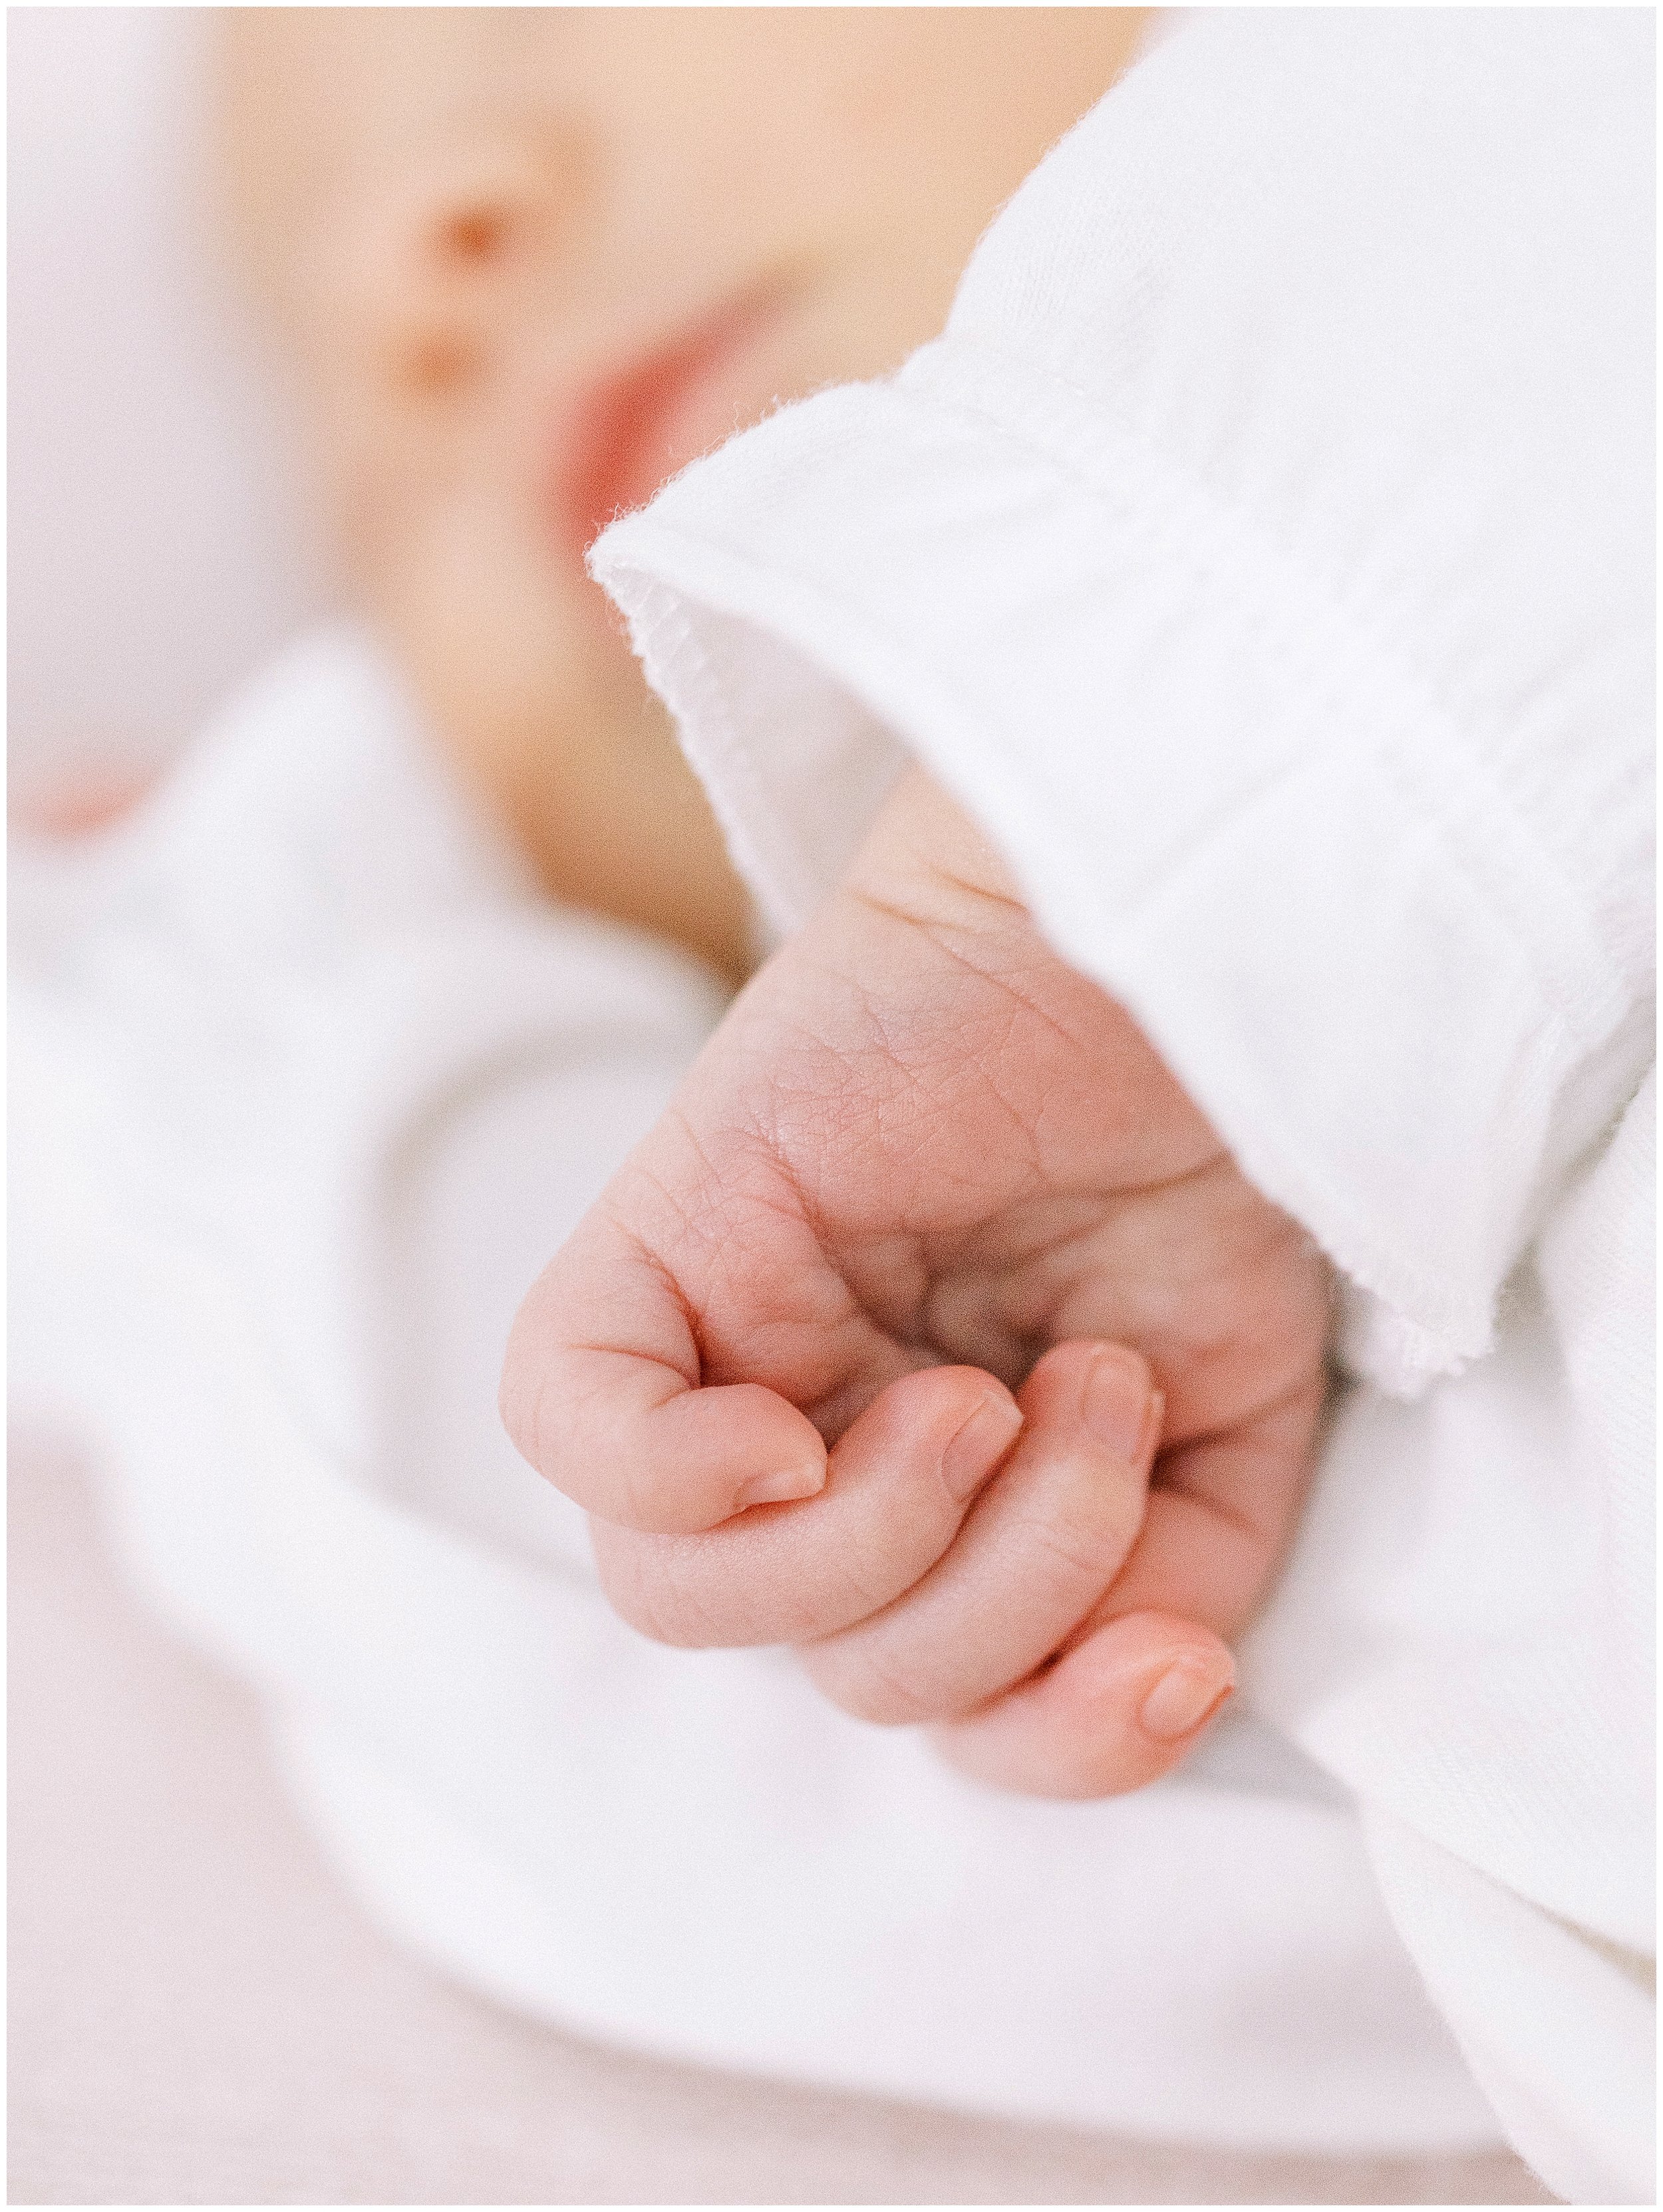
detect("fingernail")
[942,1391,1024,1501]
[735,1464,825,1512]
[1139,1653,1235,1741]
[1084,1348,1158,1464]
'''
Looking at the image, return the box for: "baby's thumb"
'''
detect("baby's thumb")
[501,1207,828,1535]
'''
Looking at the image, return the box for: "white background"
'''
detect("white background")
[8,6,328,780]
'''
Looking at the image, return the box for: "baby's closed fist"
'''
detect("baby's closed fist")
[503,767,1332,1796]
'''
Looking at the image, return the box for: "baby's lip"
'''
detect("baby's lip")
[556,286,788,559]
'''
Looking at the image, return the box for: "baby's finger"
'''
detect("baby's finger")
[1077,1381,1326,1639]
[502,1207,830,1536]
[799,1342,1158,1725]
[930,1383,1322,1799]
[933,1609,1237,1799]
[589,1363,1024,1647]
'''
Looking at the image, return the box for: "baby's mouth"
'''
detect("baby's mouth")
[557,286,789,559]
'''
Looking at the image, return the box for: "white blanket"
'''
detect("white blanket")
[12,628,1497,2158]
[589,11,1655,2201]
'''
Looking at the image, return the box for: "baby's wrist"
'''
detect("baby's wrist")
[845,764,1028,933]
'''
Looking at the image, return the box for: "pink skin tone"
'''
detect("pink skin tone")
[504,767,1334,1797]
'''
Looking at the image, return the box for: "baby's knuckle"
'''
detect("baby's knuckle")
[591,1529,712,1647]
[800,1637,939,1727]
[1013,1507,1130,1594]
[498,1358,551,1476]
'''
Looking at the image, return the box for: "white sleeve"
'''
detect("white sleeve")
[592,7,1654,1399]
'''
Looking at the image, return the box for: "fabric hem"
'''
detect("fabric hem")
[592,367,1632,1379]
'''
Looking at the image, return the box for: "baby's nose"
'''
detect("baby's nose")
[345,134,587,400]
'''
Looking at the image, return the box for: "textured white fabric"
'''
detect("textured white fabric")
[9,1441,1559,2210]
[590,11,1655,2201]
[11,628,1501,2158]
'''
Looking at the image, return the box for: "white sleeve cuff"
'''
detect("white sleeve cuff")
[593,345,1648,1390]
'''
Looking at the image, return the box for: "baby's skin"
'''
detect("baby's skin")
[214,10,1149,989]
[504,768,1332,1796]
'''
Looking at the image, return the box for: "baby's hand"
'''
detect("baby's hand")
[503,769,1332,1796]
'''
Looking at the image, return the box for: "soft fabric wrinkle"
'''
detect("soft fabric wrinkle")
[12,626,1500,2155]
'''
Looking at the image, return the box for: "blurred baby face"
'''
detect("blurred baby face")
[224,9,1145,539]
[216,9,1146,967]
